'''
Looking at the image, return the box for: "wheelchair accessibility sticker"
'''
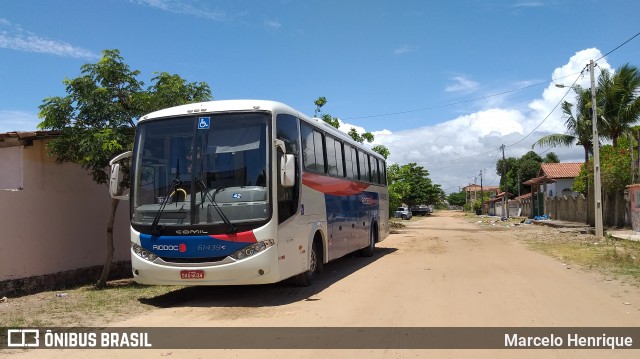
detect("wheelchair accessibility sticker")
[198,117,210,130]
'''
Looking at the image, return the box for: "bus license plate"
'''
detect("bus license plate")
[180,270,205,279]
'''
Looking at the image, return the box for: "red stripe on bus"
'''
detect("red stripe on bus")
[211,231,257,243]
[302,173,369,196]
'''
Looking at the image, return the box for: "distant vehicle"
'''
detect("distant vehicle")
[411,205,432,216]
[395,207,412,220]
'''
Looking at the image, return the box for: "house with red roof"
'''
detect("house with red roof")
[538,162,583,198]
[516,162,587,220]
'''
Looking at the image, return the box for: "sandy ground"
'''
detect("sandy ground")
[5,211,640,358]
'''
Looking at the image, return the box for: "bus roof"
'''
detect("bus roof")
[139,100,298,122]
[139,99,385,161]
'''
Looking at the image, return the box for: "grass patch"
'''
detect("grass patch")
[0,279,185,327]
[526,234,640,284]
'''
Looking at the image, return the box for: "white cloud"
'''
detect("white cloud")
[512,2,544,8]
[393,44,418,55]
[264,20,282,29]
[445,75,480,93]
[350,48,609,193]
[131,0,226,21]
[0,110,41,133]
[0,18,98,59]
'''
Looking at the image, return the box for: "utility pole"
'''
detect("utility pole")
[590,60,604,238]
[479,170,484,215]
[500,144,508,218]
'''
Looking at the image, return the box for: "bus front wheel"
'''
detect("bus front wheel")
[293,239,322,287]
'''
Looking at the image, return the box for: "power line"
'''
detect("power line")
[424,71,584,169]
[388,31,640,187]
[596,31,640,61]
[505,68,586,149]
[342,73,582,121]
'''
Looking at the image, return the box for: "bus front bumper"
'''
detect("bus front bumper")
[131,246,281,285]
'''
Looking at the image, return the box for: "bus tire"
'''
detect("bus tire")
[293,238,322,287]
[360,223,376,257]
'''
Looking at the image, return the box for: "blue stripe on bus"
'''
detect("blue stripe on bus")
[139,234,250,258]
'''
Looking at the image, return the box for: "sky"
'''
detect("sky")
[1,0,640,193]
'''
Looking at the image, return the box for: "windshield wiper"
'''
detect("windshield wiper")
[151,178,181,236]
[198,180,237,233]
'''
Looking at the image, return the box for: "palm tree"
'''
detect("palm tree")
[533,86,593,164]
[597,64,640,147]
[595,64,640,228]
[533,87,593,225]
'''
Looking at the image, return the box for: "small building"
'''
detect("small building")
[539,162,583,198]
[463,184,499,203]
[627,184,640,232]
[0,131,131,297]
[487,191,514,217]
[520,162,588,222]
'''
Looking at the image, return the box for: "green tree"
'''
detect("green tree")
[593,64,640,227]
[543,152,560,163]
[533,87,593,166]
[447,190,466,207]
[496,151,551,196]
[387,164,405,211]
[372,145,390,159]
[348,128,374,143]
[313,96,339,128]
[313,96,375,141]
[573,138,636,227]
[388,163,441,208]
[38,49,212,288]
[598,64,640,147]
[314,96,327,117]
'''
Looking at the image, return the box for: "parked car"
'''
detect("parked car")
[395,206,413,220]
[411,205,432,216]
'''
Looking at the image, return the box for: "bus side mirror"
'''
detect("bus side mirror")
[281,154,295,188]
[109,151,132,200]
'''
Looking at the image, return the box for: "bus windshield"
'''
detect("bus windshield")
[131,112,270,231]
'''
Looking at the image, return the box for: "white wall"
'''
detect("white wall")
[0,140,130,282]
[546,178,577,197]
[0,145,23,190]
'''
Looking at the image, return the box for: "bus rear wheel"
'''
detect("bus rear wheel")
[360,223,376,257]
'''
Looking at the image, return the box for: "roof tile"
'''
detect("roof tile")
[540,162,583,179]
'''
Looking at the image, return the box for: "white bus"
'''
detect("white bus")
[109,100,389,286]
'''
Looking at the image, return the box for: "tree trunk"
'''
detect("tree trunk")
[614,190,626,228]
[96,198,120,288]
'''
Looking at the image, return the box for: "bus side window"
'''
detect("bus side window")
[344,144,356,180]
[358,150,370,182]
[370,155,379,184]
[326,136,344,177]
[301,123,325,174]
[378,158,387,186]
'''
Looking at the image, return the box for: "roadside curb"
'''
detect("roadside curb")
[532,220,640,242]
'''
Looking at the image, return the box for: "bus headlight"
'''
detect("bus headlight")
[230,239,274,261]
[132,244,158,262]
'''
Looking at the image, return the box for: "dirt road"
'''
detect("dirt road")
[8,211,640,358]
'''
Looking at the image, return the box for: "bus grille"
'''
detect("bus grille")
[160,256,227,264]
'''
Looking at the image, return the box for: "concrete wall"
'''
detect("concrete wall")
[545,194,588,223]
[0,140,130,290]
[628,185,640,232]
[513,193,587,223]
